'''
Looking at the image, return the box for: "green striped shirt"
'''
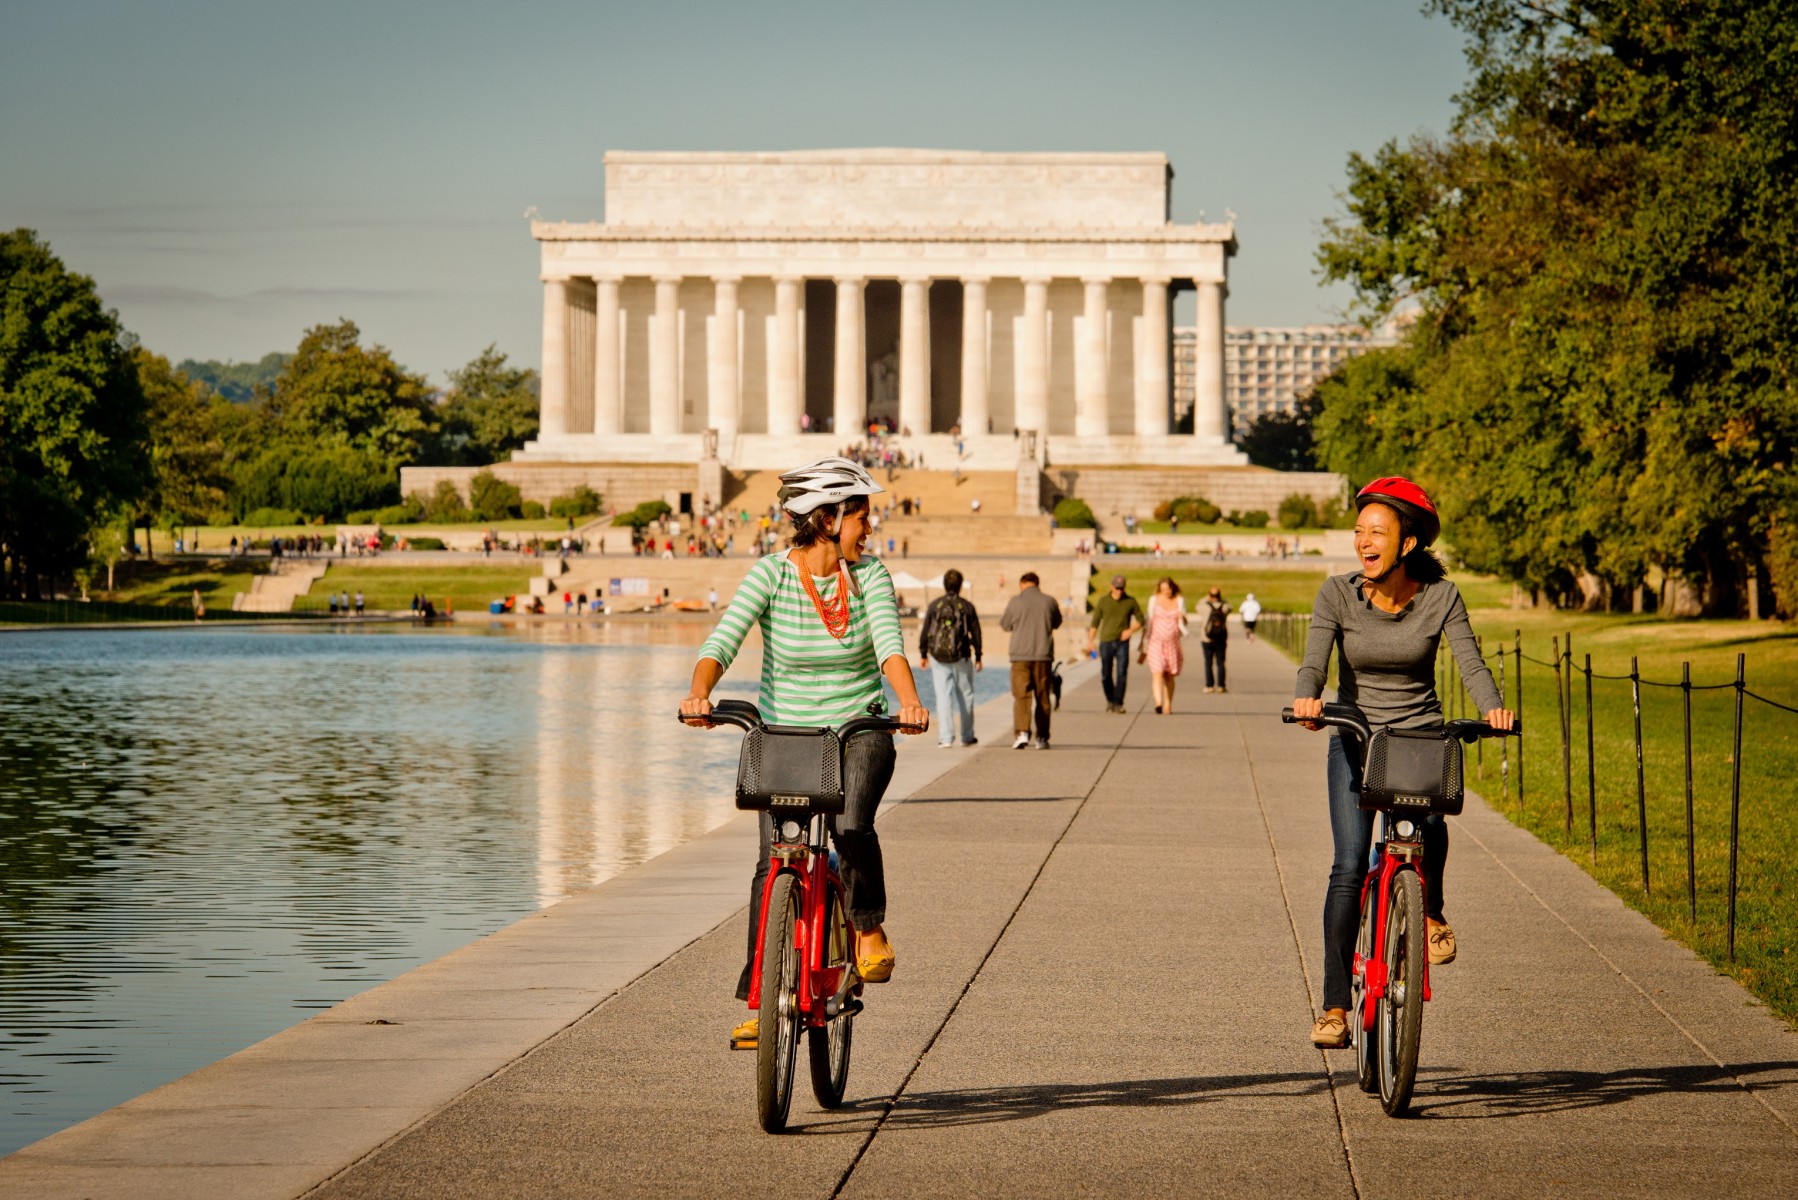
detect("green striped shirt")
[698,552,908,728]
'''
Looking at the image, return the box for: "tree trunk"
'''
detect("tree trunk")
[1574,571,1607,611]
[1666,573,1705,617]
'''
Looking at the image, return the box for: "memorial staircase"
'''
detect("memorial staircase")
[232,562,327,613]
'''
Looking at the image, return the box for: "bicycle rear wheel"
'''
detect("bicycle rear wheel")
[1376,868,1425,1116]
[756,872,801,1133]
[1352,884,1378,1094]
[808,880,855,1108]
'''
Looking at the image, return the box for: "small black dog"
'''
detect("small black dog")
[1050,663,1064,710]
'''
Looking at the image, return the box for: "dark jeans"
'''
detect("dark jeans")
[1321,733,1448,1011]
[1202,639,1227,689]
[1099,639,1131,705]
[737,729,896,1000]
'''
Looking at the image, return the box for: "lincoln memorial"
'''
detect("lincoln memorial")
[514,149,1247,472]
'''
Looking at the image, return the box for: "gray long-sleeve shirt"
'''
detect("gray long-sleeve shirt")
[1294,572,1502,729]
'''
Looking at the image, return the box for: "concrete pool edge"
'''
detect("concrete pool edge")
[0,664,1083,1200]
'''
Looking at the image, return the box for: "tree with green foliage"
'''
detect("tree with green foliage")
[1236,392,1322,471]
[549,484,602,519]
[1053,497,1096,529]
[271,320,436,466]
[134,348,229,526]
[469,470,523,522]
[431,345,539,465]
[1314,0,1798,614]
[176,352,288,403]
[0,230,149,598]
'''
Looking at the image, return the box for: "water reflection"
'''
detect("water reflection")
[0,622,748,1155]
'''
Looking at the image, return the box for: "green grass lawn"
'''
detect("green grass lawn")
[98,559,267,609]
[178,517,593,546]
[1266,604,1798,1027]
[291,564,537,614]
[1099,565,1512,615]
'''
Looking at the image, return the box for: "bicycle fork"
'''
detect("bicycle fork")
[1354,844,1434,1031]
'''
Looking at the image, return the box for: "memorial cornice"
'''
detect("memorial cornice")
[532,220,1237,249]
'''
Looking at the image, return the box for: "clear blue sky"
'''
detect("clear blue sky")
[0,0,1467,384]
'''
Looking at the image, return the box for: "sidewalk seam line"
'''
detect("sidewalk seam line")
[1236,706,1364,1200]
[829,706,1133,1198]
[293,907,745,1199]
[1453,808,1798,1141]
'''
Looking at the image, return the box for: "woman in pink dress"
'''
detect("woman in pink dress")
[1138,577,1189,713]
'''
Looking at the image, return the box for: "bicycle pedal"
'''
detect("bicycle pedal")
[729,1035,757,1051]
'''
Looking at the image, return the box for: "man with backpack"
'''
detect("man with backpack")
[1200,586,1231,693]
[919,569,983,747]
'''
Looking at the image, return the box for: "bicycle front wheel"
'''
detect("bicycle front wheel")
[808,880,855,1109]
[1352,883,1377,1094]
[756,871,801,1133]
[1376,868,1425,1116]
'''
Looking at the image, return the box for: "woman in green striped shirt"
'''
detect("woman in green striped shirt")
[681,458,930,1047]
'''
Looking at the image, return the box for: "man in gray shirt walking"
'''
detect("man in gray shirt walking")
[1000,572,1062,749]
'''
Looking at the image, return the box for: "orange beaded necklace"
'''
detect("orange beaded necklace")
[800,563,853,639]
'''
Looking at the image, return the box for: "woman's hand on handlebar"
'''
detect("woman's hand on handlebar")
[1484,707,1515,732]
[1292,696,1325,731]
[679,694,715,726]
[895,703,930,734]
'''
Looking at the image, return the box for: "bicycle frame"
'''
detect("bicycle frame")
[746,813,858,1028]
[1355,815,1432,1030]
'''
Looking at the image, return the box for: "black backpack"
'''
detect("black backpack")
[1204,601,1228,640]
[928,597,972,661]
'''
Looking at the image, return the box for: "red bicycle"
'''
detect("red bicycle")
[1283,703,1519,1116]
[681,699,920,1133]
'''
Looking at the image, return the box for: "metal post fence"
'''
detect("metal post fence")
[1728,653,1745,961]
[1498,643,1510,806]
[1554,635,1570,838]
[1475,637,1484,778]
[1564,632,1576,840]
[1515,633,1525,809]
[1585,653,1597,865]
[1683,661,1696,925]
[1632,655,1649,895]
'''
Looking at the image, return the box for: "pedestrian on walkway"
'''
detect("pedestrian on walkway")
[1199,587,1230,692]
[1291,478,1512,1049]
[1138,577,1187,714]
[918,569,982,747]
[1000,571,1061,748]
[1087,574,1144,713]
[1239,592,1262,642]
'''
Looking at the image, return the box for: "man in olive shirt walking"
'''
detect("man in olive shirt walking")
[1087,574,1144,713]
[1000,572,1062,749]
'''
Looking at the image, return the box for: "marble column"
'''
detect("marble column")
[769,276,803,436]
[833,276,866,438]
[899,276,930,436]
[593,276,622,437]
[1077,277,1110,437]
[539,278,569,439]
[709,276,740,445]
[1017,277,1050,433]
[650,276,682,436]
[959,277,989,437]
[1195,280,1228,444]
[1135,276,1170,438]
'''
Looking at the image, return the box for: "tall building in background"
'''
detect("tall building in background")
[1174,322,1401,434]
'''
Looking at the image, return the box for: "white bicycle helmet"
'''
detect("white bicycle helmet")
[777,456,884,516]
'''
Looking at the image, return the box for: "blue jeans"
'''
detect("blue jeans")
[1322,732,1448,1011]
[931,658,976,744]
[1099,639,1130,706]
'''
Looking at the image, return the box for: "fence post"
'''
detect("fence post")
[1564,632,1576,839]
[1585,653,1597,865]
[1554,635,1570,837]
[1683,661,1695,925]
[1475,636,1484,778]
[1632,655,1649,895]
[1498,642,1509,806]
[1728,653,1744,961]
[1515,632,1525,808]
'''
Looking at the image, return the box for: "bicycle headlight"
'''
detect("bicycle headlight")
[779,819,804,842]
[1395,819,1417,840]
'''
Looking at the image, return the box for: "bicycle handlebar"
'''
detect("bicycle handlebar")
[678,698,926,738]
[1280,703,1520,743]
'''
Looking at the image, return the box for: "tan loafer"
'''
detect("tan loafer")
[1428,921,1457,965]
[1310,1012,1349,1049]
[730,1016,758,1050]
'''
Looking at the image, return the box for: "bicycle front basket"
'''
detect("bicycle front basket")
[1360,727,1464,816]
[735,725,845,814]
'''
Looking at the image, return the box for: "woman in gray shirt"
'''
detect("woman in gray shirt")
[1291,478,1513,1049]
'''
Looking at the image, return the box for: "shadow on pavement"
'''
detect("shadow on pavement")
[1403,1060,1798,1119]
[834,1071,1330,1129]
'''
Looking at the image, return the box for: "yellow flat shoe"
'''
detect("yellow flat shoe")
[730,1016,758,1050]
[857,949,895,984]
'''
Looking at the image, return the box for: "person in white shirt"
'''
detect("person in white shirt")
[1240,592,1262,642]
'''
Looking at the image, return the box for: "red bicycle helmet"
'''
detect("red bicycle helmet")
[1355,477,1440,548]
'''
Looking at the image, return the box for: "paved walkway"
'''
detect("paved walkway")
[7,640,1797,1198]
